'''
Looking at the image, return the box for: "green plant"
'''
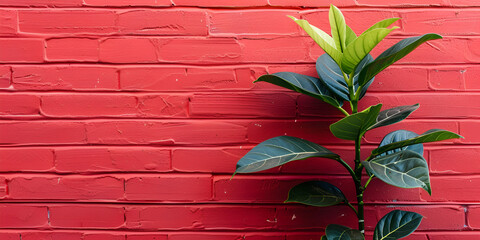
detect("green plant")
[233,5,463,240]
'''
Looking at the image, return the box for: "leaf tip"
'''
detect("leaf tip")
[287,15,297,21]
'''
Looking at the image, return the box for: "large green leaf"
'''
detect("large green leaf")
[372,129,462,156]
[378,130,423,156]
[358,34,443,88]
[235,136,339,174]
[288,16,343,66]
[368,104,419,130]
[362,18,399,34]
[345,25,357,46]
[255,72,343,108]
[329,4,347,52]
[316,53,374,101]
[374,210,423,240]
[330,104,382,140]
[326,224,365,240]
[363,150,431,194]
[341,27,398,74]
[285,181,347,207]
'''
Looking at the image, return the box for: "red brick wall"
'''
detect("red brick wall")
[0,1,478,239]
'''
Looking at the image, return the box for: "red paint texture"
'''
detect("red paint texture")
[0,1,478,239]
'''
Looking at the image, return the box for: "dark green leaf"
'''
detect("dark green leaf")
[321,235,328,240]
[358,34,443,88]
[379,130,423,156]
[285,181,347,207]
[374,210,423,240]
[363,150,431,194]
[255,72,343,108]
[234,136,339,174]
[330,104,382,140]
[372,129,462,156]
[329,4,347,52]
[368,104,420,130]
[326,224,365,240]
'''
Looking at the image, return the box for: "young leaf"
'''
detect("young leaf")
[326,224,365,240]
[330,104,382,140]
[285,181,347,207]
[372,129,462,156]
[234,136,339,174]
[378,130,423,156]
[341,27,398,74]
[363,150,431,194]
[367,104,420,130]
[329,4,347,52]
[374,210,423,240]
[357,34,443,88]
[288,16,343,66]
[362,18,400,34]
[345,25,357,46]
[255,72,343,108]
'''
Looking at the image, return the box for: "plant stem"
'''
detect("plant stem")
[337,107,350,116]
[346,201,359,216]
[337,157,357,182]
[354,136,365,234]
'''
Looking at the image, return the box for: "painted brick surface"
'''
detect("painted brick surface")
[0,1,478,239]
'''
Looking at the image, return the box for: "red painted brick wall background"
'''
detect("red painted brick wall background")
[0,0,478,239]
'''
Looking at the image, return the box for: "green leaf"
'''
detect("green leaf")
[255,72,343,108]
[374,210,423,240]
[368,104,419,130]
[321,236,328,240]
[329,4,347,52]
[288,16,343,66]
[358,34,443,88]
[330,104,382,140]
[345,25,357,46]
[372,129,462,156]
[341,27,398,74]
[362,18,400,34]
[326,224,365,240]
[285,181,347,207]
[234,136,339,174]
[379,130,423,156]
[363,150,431,194]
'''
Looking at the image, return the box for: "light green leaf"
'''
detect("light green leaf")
[234,136,339,174]
[372,129,462,156]
[358,34,443,88]
[254,72,343,108]
[329,4,347,52]
[341,27,398,74]
[374,210,423,240]
[288,16,343,66]
[368,104,419,130]
[363,150,431,194]
[330,104,382,140]
[362,18,400,34]
[345,25,357,46]
[326,224,365,240]
[285,181,347,207]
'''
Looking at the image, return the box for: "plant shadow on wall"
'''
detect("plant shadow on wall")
[232,5,463,240]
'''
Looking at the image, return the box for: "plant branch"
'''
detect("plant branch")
[337,157,357,182]
[363,174,375,190]
[345,201,359,216]
[337,107,350,116]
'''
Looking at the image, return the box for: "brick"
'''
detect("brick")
[172,147,248,173]
[12,66,118,91]
[0,205,47,228]
[0,66,10,88]
[19,10,117,34]
[468,206,480,229]
[173,0,268,7]
[0,177,6,198]
[55,147,170,173]
[421,176,480,202]
[242,37,311,63]
[100,38,158,63]
[84,234,125,240]
[0,39,44,63]
[126,205,276,230]
[8,176,123,200]
[50,205,124,228]
[0,121,86,145]
[464,67,480,90]
[0,0,83,6]
[0,148,54,172]
[125,174,212,201]
[370,66,429,92]
[126,234,168,240]
[0,94,40,116]
[46,38,99,62]
[189,93,296,118]
[137,95,189,118]
[278,205,356,230]
[210,10,298,36]
[460,121,480,143]
[0,233,19,240]
[41,94,137,118]
[21,232,83,240]
[428,66,467,90]
[428,233,480,240]
[118,10,207,35]
[269,0,355,7]
[83,0,171,6]
[400,10,480,36]
[430,147,480,174]
[355,0,446,6]
[85,120,247,145]
[0,10,16,36]
[169,233,242,240]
